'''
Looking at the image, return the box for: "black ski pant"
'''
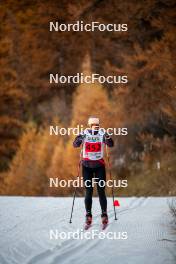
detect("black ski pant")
[82,165,107,214]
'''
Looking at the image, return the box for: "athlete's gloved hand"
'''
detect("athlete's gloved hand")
[104,132,110,140]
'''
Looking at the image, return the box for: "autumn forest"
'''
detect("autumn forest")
[0,0,176,196]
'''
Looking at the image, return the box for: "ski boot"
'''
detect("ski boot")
[101,212,108,229]
[84,212,92,230]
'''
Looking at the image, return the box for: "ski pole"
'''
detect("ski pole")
[106,145,117,220]
[69,151,82,224]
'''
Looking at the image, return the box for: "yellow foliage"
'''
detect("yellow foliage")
[5,124,59,196]
[72,81,112,129]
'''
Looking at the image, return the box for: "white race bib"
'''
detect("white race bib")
[82,129,104,160]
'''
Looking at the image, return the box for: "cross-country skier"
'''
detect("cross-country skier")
[73,117,114,228]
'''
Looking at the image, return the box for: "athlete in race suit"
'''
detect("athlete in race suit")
[73,117,114,225]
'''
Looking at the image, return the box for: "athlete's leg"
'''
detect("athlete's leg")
[82,165,94,214]
[95,165,107,213]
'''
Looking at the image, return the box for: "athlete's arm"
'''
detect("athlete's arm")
[73,134,84,148]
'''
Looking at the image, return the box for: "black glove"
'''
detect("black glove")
[104,132,110,140]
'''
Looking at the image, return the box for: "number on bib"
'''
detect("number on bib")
[85,142,101,152]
